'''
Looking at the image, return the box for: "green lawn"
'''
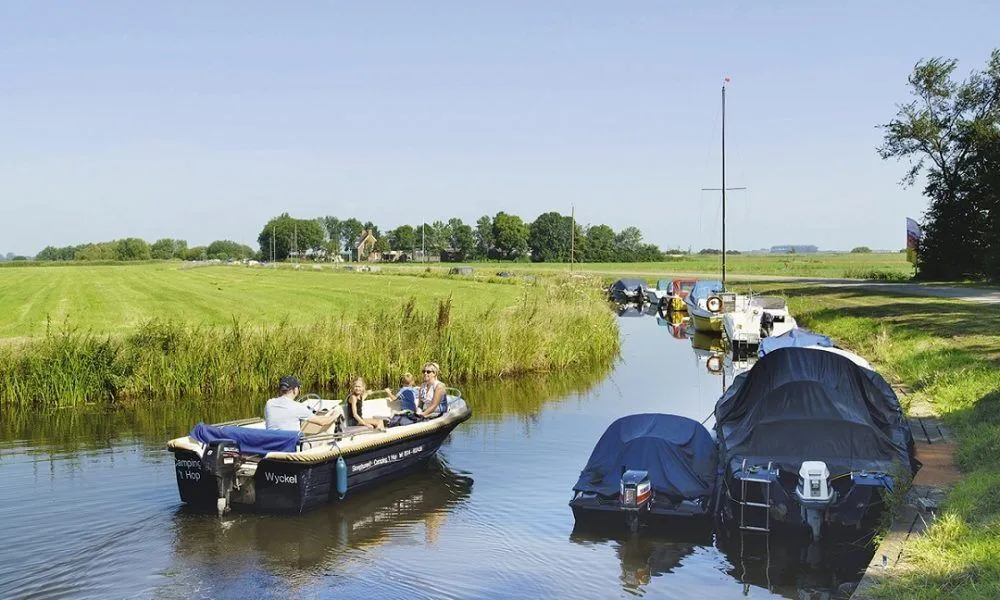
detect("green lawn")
[0,263,528,339]
[387,252,915,280]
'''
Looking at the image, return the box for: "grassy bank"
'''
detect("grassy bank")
[763,284,1000,599]
[0,265,619,406]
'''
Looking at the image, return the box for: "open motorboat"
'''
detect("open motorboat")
[714,347,919,541]
[722,295,798,355]
[646,279,697,312]
[684,280,749,333]
[570,414,719,533]
[167,391,472,514]
[609,279,650,304]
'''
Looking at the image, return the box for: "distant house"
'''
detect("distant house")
[355,229,380,262]
[770,245,818,254]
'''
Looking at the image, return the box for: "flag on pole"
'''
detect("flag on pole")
[724,76,731,84]
[906,217,922,265]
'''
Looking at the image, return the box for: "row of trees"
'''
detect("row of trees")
[257,211,667,263]
[880,49,1000,280]
[36,238,255,262]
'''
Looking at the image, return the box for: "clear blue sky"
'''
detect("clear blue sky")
[2,1,998,255]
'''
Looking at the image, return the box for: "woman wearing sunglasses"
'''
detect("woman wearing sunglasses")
[417,362,448,419]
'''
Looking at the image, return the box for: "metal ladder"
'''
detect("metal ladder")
[738,458,773,533]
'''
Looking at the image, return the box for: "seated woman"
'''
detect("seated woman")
[345,377,386,431]
[417,362,449,418]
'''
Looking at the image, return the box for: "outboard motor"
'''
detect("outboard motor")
[200,439,241,515]
[620,469,652,533]
[795,461,836,540]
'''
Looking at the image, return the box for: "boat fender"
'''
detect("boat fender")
[336,455,348,499]
[706,295,723,313]
[706,354,723,374]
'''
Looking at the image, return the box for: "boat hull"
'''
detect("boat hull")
[171,415,468,514]
[690,311,722,332]
[570,493,714,532]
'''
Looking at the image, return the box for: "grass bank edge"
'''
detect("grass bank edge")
[0,276,620,407]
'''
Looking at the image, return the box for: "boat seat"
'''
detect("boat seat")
[363,396,403,419]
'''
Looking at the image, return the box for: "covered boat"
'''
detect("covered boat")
[609,279,649,303]
[167,391,471,514]
[570,414,718,532]
[758,327,873,370]
[715,347,919,540]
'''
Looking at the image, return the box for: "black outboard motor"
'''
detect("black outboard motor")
[200,439,241,515]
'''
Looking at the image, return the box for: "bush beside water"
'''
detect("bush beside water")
[0,280,619,407]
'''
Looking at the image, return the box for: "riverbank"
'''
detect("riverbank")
[0,265,619,406]
[766,284,1000,599]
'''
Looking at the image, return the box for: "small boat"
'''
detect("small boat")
[167,391,472,514]
[656,310,689,339]
[714,347,919,541]
[645,279,697,311]
[722,295,798,355]
[684,280,746,333]
[609,279,649,303]
[570,414,719,532]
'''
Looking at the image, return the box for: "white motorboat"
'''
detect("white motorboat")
[722,296,797,354]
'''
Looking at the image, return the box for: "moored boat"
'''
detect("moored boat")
[646,279,696,311]
[570,414,719,533]
[684,280,745,332]
[167,391,472,515]
[609,279,650,304]
[722,295,798,355]
[714,347,919,541]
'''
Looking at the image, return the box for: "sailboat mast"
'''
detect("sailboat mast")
[722,83,727,288]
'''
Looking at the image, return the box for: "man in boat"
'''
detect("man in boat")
[265,376,341,434]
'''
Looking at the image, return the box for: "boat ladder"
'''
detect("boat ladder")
[738,458,773,533]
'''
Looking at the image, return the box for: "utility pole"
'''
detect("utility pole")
[422,223,425,263]
[570,205,575,272]
[293,223,298,263]
[271,225,275,262]
[702,79,746,288]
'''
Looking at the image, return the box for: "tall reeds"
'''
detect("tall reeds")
[0,277,619,407]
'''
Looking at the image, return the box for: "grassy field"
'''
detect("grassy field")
[0,264,619,406]
[394,252,916,280]
[759,284,1000,599]
[0,262,533,339]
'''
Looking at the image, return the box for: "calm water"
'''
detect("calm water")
[0,308,874,599]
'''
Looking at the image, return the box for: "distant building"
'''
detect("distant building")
[770,245,818,254]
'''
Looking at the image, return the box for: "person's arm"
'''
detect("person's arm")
[421,383,445,417]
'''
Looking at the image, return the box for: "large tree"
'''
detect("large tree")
[339,218,364,253]
[115,238,151,261]
[491,212,529,260]
[447,218,475,260]
[389,225,417,252]
[258,213,326,261]
[879,49,1000,280]
[207,240,255,260]
[474,215,493,259]
[584,224,616,262]
[528,211,572,262]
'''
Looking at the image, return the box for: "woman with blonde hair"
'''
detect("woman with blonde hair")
[345,377,386,430]
[417,362,448,418]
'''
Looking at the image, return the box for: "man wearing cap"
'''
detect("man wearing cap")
[265,376,339,433]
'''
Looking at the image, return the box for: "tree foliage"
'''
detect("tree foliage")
[491,212,529,260]
[879,49,1000,280]
[851,246,872,254]
[258,213,325,261]
[207,240,255,260]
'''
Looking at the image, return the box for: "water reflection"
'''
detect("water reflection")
[161,459,473,597]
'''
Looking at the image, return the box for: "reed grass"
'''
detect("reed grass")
[0,275,619,407]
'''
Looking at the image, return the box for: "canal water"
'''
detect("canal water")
[0,307,876,599]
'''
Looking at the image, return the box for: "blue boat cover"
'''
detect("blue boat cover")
[573,414,718,500]
[715,347,919,478]
[757,327,832,357]
[687,280,723,303]
[190,422,300,455]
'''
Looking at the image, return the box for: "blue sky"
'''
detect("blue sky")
[2,1,998,255]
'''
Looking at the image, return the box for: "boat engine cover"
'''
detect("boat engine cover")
[795,460,834,504]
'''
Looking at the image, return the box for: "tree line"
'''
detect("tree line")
[257,211,667,262]
[31,212,669,263]
[880,49,1000,280]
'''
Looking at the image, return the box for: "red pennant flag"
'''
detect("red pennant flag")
[724,76,731,83]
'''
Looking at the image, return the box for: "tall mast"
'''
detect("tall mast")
[722,84,727,287]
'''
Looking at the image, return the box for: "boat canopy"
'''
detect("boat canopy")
[715,347,918,477]
[688,280,724,302]
[573,414,718,501]
[656,279,671,291]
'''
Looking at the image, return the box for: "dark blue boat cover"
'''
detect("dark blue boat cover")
[190,422,300,455]
[757,327,832,357]
[715,347,919,477]
[573,414,718,500]
[610,279,648,294]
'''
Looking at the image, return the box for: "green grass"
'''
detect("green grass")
[401,252,916,280]
[0,264,620,406]
[756,284,1000,599]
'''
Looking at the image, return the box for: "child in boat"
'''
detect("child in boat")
[346,377,386,431]
[385,372,419,413]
